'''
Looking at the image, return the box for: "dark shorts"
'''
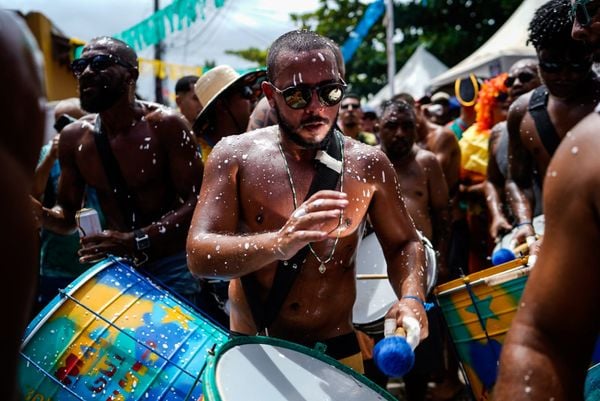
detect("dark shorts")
[230,331,360,360]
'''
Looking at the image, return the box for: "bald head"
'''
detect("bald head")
[83,36,139,80]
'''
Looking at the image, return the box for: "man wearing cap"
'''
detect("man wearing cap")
[174,75,202,127]
[32,36,204,306]
[187,30,428,371]
[426,91,452,126]
[192,65,265,162]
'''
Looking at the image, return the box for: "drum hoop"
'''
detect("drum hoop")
[202,335,397,401]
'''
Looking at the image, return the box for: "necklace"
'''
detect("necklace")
[277,130,345,274]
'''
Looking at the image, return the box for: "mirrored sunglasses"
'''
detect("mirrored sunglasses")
[270,79,347,109]
[571,0,600,27]
[71,54,135,77]
[505,72,536,88]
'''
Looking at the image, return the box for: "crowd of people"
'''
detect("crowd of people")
[6,0,600,400]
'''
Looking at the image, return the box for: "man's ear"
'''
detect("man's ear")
[262,81,276,107]
[175,94,182,108]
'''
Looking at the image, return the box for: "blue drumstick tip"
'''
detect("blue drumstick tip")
[373,336,415,377]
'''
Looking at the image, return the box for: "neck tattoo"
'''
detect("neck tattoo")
[277,131,345,274]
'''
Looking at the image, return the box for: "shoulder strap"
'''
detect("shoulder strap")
[92,116,137,230]
[528,86,561,156]
[242,129,344,333]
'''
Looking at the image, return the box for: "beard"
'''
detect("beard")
[274,106,335,150]
[79,79,127,113]
[384,138,413,161]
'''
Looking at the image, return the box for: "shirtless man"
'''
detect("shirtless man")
[506,0,600,245]
[494,82,600,401]
[187,30,428,371]
[0,10,46,400]
[395,94,460,197]
[174,75,202,127]
[484,59,541,240]
[379,99,450,401]
[379,100,449,277]
[33,37,203,303]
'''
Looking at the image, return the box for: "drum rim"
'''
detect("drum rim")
[202,335,397,401]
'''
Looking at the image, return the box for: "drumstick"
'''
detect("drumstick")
[356,273,388,280]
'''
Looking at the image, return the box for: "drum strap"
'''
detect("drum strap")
[92,116,138,231]
[528,86,561,158]
[241,129,344,333]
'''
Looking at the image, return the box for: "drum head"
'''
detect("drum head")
[353,233,437,327]
[494,214,545,253]
[353,233,395,326]
[202,336,396,401]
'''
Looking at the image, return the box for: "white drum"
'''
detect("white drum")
[353,232,437,335]
[493,214,545,254]
[201,336,396,400]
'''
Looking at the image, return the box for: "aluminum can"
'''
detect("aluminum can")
[76,208,101,237]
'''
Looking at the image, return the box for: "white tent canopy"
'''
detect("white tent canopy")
[429,0,545,89]
[368,45,448,107]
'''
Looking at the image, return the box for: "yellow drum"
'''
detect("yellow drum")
[435,258,530,400]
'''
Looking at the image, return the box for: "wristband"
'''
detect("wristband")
[401,295,434,311]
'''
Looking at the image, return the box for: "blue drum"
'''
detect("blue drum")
[19,257,229,401]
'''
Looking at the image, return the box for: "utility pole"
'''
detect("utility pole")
[154,0,164,104]
[385,0,396,99]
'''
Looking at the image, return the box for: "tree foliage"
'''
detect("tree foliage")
[225,47,268,66]
[289,0,522,98]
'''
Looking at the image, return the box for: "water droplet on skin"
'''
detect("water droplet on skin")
[78,144,83,151]
[571,146,579,155]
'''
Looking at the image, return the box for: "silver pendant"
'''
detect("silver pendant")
[319,263,326,274]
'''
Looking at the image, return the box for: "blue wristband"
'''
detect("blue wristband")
[401,295,434,311]
[515,221,533,228]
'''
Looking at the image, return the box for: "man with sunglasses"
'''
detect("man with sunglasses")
[32,37,204,306]
[571,0,600,58]
[192,65,263,162]
[494,1,600,399]
[506,0,600,247]
[338,94,378,145]
[484,59,541,241]
[187,30,428,372]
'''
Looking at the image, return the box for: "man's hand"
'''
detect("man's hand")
[490,214,512,240]
[79,230,134,263]
[386,297,429,341]
[30,195,43,230]
[511,223,535,248]
[275,190,348,260]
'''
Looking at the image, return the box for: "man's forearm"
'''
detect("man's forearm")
[187,231,282,280]
[41,206,77,235]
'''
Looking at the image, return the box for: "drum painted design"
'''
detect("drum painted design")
[586,363,600,401]
[19,258,229,401]
[436,259,600,401]
[201,336,396,401]
[435,258,529,400]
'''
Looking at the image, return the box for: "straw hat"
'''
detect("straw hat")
[192,65,266,130]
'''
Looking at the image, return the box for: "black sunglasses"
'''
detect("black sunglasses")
[71,54,135,77]
[571,0,600,27]
[270,79,347,109]
[539,58,592,74]
[505,72,536,88]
